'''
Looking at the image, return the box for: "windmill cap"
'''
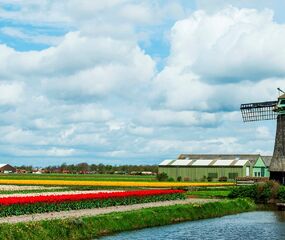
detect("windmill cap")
[278,93,285,99]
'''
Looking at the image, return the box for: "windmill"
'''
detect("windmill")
[240,88,285,184]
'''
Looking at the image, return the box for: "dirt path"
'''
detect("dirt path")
[0,198,220,224]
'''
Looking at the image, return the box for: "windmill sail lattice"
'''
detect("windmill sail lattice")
[240,101,278,122]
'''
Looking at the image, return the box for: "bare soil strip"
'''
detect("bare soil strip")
[0,198,219,224]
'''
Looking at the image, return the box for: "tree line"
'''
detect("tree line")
[16,163,158,174]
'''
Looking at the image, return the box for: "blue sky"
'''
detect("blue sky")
[0,0,284,166]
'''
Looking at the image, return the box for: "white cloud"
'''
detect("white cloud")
[0,31,155,100]
[33,118,59,130]
[169,7,285,82]
[0,126,39,144]
[142,137,242,155]
[45,147,76,157]
[128,125,154,136]
[11,147,77,157]
[107,121,125,131]
[0,82,24,105]
[256,126,272,140]
[69,104,112,123]
[0,27,62,46]
[119,3,153,24]
[139,109,220,127]
[0,4,282,165]
[154,8,285,112]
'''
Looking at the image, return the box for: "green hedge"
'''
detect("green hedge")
[229,180,280,203]
[0,198,255,240]
[0,193,185,217]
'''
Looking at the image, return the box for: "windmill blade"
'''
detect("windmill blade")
[240,101,278,122]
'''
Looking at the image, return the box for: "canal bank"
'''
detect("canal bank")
[102,211,285,240]
[0,198,255,240]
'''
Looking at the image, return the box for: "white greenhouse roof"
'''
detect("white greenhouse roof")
[159,160,175,166]
[233,160,249,166]
[171,160,191,166]
[192,159,213,166]
[213,160,233,166]
[159,159,249,167]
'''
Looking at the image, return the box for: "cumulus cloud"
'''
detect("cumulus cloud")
[142,137,242,156]
[69,104,112,123]
[169,8,285,82]
[0,31,155,101]
[154,8,285,112]
[138,109,220,127]
[0,82,24,105]
[0,3,282,165]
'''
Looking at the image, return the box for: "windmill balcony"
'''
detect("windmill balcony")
[273,100,285,113]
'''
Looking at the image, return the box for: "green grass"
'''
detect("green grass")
[187,190,231,198]
[0,198,256,240]
[0,174,156,182]
[0,188,70,195]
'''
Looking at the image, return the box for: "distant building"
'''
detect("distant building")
[0,164,16,173]
[16,169,27,174]
[158,154,271,181]
[141,171,154,175]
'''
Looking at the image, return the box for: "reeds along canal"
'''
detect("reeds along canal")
[101,211,285,240]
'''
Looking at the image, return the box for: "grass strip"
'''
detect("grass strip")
[0,193,185,217]
[0,174,156,182]
[0,198,255,240]
[187,190,231,198]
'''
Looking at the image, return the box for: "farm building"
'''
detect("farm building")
[0,164,16,173]
[158,154,270,181]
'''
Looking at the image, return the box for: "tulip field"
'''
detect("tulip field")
[0,178,235,188]
[0,189,184,205]
[0,189,186,217]
[0,173,237,186]
[0,173,235,220]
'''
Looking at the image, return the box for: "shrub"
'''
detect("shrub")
[168,177,175,182]
[156,172,168,182]
[200,176,207,182]
[256,182,271,203]
[278,186,285,202]
[266,180,280,200]
[207,176,212,182]
[177,176,182,182]
[229,180,280,203]
[228,185,257,199]
[219,176,228,182]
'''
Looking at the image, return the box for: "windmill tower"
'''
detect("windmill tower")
[240,88,285,184]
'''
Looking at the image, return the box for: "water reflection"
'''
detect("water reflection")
[101,211,285,240]
[275,211,285,222]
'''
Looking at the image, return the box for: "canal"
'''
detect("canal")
[101,211,285,240]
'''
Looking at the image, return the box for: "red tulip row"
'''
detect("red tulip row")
[0,189,185,206]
